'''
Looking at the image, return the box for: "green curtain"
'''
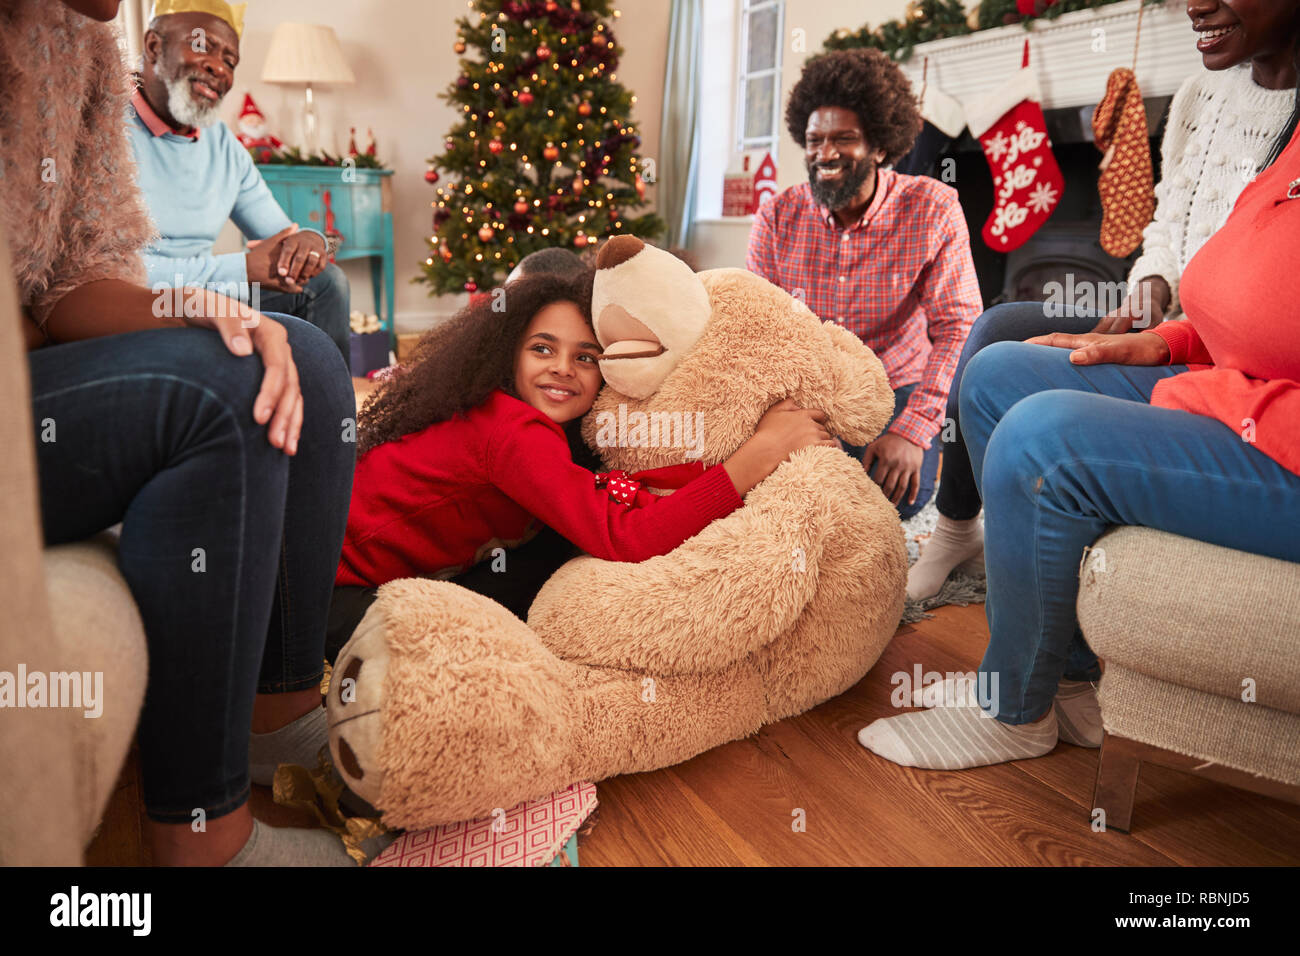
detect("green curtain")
[659,0,702,249]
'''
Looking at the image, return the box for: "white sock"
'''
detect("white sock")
[248,704,328,787]
[907,514,984,600]
[1053,679,1103,748]
[859,697,1057,770]
[223,818,365,867]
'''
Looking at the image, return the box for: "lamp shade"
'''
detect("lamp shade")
[261,23,355,85]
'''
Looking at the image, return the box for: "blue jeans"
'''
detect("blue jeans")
[843,383,942,520]
[29,315,355,822]
[960,341,1300,724]
[259,263,352,372]
[937,301,1099,520]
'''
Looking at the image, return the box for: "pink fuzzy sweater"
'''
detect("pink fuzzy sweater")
[0,0,155,330]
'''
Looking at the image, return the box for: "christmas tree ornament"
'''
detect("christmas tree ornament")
[454,38,466,54]
[572,177,583,195]
[457,75,470,88]
[465,281,477,293]
[635,174,646,199]
[488,138,504,154]
[544,144,560,161]
[439,242,453,262]
[518,88,534,105]
[537,43,552,60]
[478,224,495,242]
[445,139,455,151]
[424,167,440,184]
[964,40,1064,251]
[545,0,557,11]
[514,198,530,214]
[574,231,588,248]
[578,100,592,116]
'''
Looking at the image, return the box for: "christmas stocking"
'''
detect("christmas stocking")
[897,73,966,177]
[1092,67,1154,257]
[965,40,1065,251]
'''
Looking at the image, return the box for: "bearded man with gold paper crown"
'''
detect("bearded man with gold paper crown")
[126,0,353,368]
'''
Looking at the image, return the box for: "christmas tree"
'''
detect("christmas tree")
[419,0,664,296]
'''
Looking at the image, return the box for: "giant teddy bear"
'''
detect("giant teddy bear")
[328,236,908,830]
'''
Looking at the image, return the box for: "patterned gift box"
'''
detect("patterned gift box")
[368,781,597,867]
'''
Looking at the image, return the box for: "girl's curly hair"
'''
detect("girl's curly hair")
[357,268,596,457]
[784,48,923,167]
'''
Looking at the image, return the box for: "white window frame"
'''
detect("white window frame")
[736,0,784,157]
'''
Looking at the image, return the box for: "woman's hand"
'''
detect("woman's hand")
[1025,330,1171,367]
[183,292,303,455]
[1090,275,1171,334]
[723,398,834,495]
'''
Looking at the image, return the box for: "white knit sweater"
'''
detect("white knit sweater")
[1130,64,1295,317]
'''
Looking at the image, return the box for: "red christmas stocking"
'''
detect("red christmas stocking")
[965,40,1065,251]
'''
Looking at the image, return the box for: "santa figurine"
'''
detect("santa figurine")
[348,127,359,158]
[236,94,282,155]
[364,127,377,158]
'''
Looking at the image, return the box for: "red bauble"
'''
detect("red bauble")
[518,89,533,105]
[573,232,587,248]
[545,0,557,10]
[488,139,504,154]
[444,139,455,151]
[514,198,529,214]
[577,101,592,116]
[424,168,440,183]
[536,44,551,60]
[465,281,478,292]
[456,75,469,88]
[453,40,466,54]
[543,144,560,161]
[478,225,495,242]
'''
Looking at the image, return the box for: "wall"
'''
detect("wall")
[203,0,670,330]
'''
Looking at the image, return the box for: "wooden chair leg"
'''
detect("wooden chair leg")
[1093,733,1140,833]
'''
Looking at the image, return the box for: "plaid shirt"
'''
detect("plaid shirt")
[746,170,981,449]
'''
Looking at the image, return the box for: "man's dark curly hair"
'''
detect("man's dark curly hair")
[785,48,923,166]
[357,268,595,457]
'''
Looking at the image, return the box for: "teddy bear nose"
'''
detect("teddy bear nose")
[596,234,644,270]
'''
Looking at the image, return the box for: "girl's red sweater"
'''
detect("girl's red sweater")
[336,390,744,588]
[1150,124,1300,478]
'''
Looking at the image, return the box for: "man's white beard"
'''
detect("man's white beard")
[160,55,223,129]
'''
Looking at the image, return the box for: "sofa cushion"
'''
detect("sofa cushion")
[1078,526,1300,716]
[44,534,149,847]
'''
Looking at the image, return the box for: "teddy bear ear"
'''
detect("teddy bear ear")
[821,320,894,446]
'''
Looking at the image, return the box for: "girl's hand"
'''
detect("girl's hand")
[723,399,834,495]
[182,294,304,455]
[1024,331,1171,367]
[1089,275,1171,334]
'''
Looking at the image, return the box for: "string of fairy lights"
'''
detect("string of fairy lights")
[420,0,662,294]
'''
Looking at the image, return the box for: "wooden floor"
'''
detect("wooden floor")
[86,601,1300,867]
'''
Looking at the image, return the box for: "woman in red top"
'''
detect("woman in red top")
[328,266,832,655]
[858,112,1300,772]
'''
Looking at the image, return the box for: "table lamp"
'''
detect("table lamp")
[261,22,355,154]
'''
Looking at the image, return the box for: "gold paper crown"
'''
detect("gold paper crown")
[152,0,247,38]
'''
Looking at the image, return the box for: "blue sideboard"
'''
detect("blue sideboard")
[256,165,396,354]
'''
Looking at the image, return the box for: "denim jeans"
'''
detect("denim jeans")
[259,262,352,372]
[960,341,1300,724]
[29,315,355,822]
[843,383,942,520]
[936,302,1100,520]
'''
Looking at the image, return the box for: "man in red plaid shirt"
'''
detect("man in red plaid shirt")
[747,49,981,520]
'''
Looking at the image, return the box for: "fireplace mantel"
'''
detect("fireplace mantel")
[898,0,1203,111]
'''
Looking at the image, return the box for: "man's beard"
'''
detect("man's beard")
[807,156,874,210]
[159,50,224,129]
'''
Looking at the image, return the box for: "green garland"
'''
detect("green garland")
[252,145,387,169]
[827,0,1163,62]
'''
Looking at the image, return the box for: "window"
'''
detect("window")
[737,0,783,156]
